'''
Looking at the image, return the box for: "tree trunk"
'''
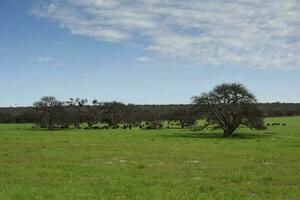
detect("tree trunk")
[223,128,234,137]
[48,118,54,130]
[75,123,80,129]
[179,120,184,129]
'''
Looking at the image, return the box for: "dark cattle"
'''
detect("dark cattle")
[271,123,281,126]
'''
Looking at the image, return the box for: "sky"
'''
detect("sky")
[0,0,300,106]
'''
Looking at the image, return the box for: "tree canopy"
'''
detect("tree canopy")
[192,83,265,137]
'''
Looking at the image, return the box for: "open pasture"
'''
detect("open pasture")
[0,117,300,199]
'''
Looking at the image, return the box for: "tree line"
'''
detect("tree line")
[0,83,299,137]
[1,102,299,125]
[31,96,199,130]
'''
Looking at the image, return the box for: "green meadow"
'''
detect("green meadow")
[0,117,300,200]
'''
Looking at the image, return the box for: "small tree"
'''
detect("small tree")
[101,101,126,128]
[65,98,88,128]
[166,107,197,128]
[192,83,265,137]
[33,96,64,130]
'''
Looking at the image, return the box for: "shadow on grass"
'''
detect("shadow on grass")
[29,128,83,132]
[161,131,274,140]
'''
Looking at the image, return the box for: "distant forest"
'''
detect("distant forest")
[0,102,300,124]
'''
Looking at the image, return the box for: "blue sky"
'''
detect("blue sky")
[0,0,300,106]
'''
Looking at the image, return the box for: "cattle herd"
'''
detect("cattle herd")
[266,123,287,126]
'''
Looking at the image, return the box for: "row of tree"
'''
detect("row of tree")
[1,83,294,137]
[1,102,299,124]
[31,96,198,130]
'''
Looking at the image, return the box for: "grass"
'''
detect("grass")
[0,117,300,199]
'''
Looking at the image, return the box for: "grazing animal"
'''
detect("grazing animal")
[270,123,282,126]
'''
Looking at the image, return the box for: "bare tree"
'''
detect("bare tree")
[192,83,265,137]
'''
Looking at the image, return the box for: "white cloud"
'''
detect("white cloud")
[31,0,300,69]
[37,56,52,63]
[135,56,151,63]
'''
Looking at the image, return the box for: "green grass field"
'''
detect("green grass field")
[1,117,300,200]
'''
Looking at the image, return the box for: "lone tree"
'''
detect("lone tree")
[192,83,265,137]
